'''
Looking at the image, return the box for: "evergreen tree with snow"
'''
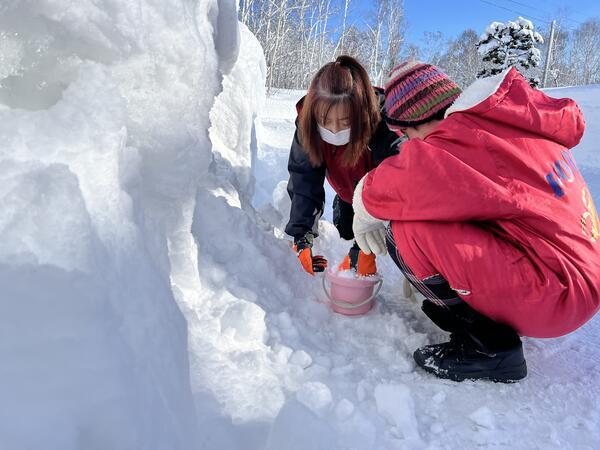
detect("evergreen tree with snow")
[477,17,544,87]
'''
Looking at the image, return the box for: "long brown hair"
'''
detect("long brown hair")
[299,55,381,167]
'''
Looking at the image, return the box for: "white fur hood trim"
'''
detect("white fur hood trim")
[445,68,512,116]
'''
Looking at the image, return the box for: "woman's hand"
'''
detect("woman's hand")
[338,242,378,275]
[294,232,328,275]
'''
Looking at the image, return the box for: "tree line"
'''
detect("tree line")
[415,18,600,89]
[239,0,600,90]
[239,0,403,89]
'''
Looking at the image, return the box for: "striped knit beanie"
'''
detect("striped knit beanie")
[384,61,462,127]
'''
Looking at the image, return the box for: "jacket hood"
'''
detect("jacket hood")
[446,68,586,149]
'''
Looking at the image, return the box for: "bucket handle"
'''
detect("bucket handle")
[322,275,383,310]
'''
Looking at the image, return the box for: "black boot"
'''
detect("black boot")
[414,300,527,383]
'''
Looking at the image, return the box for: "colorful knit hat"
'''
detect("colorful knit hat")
[384,61,462,127]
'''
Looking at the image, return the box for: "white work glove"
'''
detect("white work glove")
[352,175,389,256]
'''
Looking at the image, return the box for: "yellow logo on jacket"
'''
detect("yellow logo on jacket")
[581,186,599,243]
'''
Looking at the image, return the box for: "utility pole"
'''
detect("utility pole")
[542,20,556,88]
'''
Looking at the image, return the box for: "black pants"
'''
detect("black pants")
[333,195,355,241]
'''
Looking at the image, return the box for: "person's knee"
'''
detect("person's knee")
[389,221,439,279]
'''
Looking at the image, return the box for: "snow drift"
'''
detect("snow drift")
[0,0,240,448]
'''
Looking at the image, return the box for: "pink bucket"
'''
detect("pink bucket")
[322,269,383,316]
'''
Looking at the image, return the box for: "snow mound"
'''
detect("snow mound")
[0,0,242,448]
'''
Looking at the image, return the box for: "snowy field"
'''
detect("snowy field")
[0,2,599,449]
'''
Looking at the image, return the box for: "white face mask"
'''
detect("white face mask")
[318,124,351,146]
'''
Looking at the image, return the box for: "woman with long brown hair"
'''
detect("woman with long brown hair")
[285,55,401,275]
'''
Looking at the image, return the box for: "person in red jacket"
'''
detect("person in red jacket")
[352,61,600,382]
[285,55,400,276]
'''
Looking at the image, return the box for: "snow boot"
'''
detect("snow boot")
[414,300,527,383]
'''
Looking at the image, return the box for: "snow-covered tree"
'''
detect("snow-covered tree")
[537,23,571,88]
[438,29,483,88]
[477,17,544,87]
[240,0,405,89]
[418,31,447,68]
[570,19,600,86]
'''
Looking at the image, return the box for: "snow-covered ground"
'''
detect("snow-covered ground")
[1,2,599,449]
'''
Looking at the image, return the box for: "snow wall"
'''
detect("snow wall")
[0,0,243,448]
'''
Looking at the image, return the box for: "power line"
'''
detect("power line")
[502,0,586,26]
[476,0,580,33]
[502,0,554,20]
[555,15,589,27]
[542,1,593,20]
[477,0,552,25]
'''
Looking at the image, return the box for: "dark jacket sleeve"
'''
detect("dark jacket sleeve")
[284,125,326,240]
[370,88,403,166]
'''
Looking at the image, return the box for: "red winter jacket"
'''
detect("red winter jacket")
[362,68,600,337]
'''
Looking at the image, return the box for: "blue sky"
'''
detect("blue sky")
[352,0,600,44]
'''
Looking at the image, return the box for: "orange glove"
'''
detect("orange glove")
[338,242,377,276]
[294,233,328,275]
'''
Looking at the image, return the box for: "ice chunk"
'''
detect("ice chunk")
[374,383,421,441]
[220,300,267,346]
[469,406,496,429]
[335,398,355,421]
[289,349,313,368]
[296,382,333,416]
